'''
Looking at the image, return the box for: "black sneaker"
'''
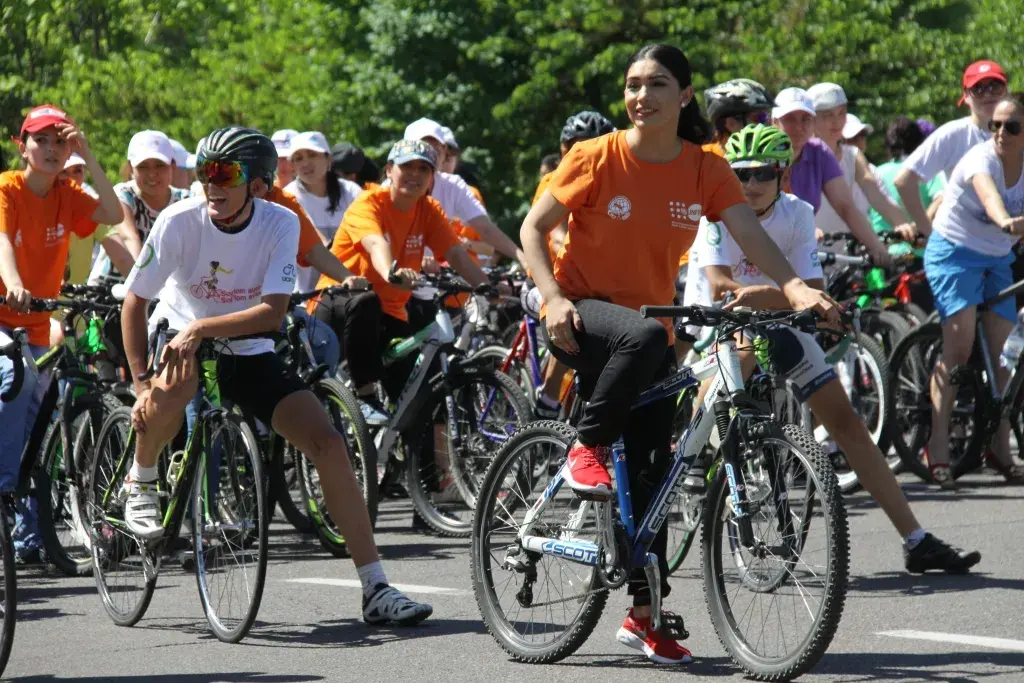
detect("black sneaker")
[362,583,433,626]
[904,533,981,574]
[15,548,45,566]
[533,401,561,421]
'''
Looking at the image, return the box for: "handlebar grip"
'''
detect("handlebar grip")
[640,305,688,319]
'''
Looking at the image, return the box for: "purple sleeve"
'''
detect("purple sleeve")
[816,140,844,184]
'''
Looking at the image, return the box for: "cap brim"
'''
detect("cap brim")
[772,104,816,119]
[129,152,174,166]
[290,145,330,157]
[22,117,68,135]
[390,154,435,169]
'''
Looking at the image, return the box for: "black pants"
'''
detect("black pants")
[548,299,675,604]
[312,291,431,402]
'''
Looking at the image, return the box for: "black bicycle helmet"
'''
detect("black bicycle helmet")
[198,127,278,185]
[704,79,774,122]
[560,111,615,144]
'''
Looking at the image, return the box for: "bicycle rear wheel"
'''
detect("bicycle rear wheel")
[86,407,157,627]
[472,421,608,663]
[193,412,268,644]
[702,423,848,681]
[268,435,314,534]
[407,368,530,537]
[0,503,16,678]
[294,378,378,556]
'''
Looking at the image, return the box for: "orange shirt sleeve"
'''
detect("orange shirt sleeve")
[531,172,553,206]
[469,185,485,206]
[335,195,385,254]
[267,187,323,267]
[701,154,748,223]
[0,181,15,239]
[63,180,100,238]
[546,146,596,211]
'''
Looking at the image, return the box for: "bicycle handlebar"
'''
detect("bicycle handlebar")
[290,283,372,306]
[0,294,117,315]
[138,318,170,382]
[0,328,27,403]
[641,304,827,336]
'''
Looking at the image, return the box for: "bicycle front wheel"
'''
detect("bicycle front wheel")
[702,423,848,681]
[0,505,16,678]
[192,412,268,644]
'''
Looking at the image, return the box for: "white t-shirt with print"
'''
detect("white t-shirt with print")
[284,178,362,292]
[690,192,822,305]
[814,144,869,240]
[932,139,1023,257]
[905,117,991,182]
[124,197,300,356]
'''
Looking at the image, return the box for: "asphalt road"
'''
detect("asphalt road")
[5,469,1024,683]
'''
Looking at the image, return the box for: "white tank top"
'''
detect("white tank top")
[816,144,869,241]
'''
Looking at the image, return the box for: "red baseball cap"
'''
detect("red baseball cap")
[19,104,71,137]
[959,60,1008,104]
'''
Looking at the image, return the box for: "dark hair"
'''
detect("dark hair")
[454,158,482,189]
[884,117,924,159]
[624,44,712,145]
[356,157,381,187]
[540,152,560,174]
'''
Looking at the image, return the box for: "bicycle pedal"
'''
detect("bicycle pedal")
[571,489,612,502]
[660,612,690,641]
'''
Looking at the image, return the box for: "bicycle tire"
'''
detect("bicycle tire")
[471,345,536,406]
[886,323,983,482]
[472,420,608,663]
[193,412,268,644]
[407,368,531,537]
[38,393,125,577]
[268,436,314,534]
[0,505,16,678]
[87,406,157,627]
[861,309,911,357]
[702,423,848,681]
[295,377,379,556]
[889,302,928,326]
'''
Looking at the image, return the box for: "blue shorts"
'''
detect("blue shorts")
[924,232,1016,324]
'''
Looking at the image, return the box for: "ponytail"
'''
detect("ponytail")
[326,168,342,213]
[678,98,713,145]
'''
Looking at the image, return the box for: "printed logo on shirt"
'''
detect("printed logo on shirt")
[735,258,762,279]
[282,263,296,284]
[810,250,820,268]
[45,223,66,247]
[670,201,702,229]
[706,223,722,246]
[607,196,631,220]
[405,233,424,252]
[137,243,156,269]
[13,230,22,248]
[687,204,702,222]
[189,260,251,303]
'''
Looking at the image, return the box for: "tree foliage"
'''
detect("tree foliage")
[1,0,1018,230]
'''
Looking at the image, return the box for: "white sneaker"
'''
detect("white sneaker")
[362,583,432,625]
[123,480,164,540]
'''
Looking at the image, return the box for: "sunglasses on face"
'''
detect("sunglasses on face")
[989,119,1023,136]
[969,81,1007,98]
[196,157,249,188]
[732,112,770,126]
[734,166,780,184]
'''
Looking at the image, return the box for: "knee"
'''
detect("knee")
[942,338,973,366]
[146,369,198,418]
[348,291,382,320]
[302,428,348,465]
[630,319,668,354]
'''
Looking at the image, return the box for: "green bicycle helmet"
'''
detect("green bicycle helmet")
[724,123,793,169]
[198,127,278,185]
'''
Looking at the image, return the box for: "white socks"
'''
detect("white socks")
[129,463,159,483]
[905,528,927,549]
[357,561,388,598]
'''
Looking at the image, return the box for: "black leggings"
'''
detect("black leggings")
[548,299,676,604]
[312,291,426,401]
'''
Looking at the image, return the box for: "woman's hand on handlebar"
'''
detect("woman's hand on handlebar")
[781,281,842,328]
[545,295,583,355]
[390,268,420,290]
[341,275,369,291]
[421,256,441,275]
[723,285,789,312]
[2,286,31,314]
[893,222,919,243]
[1000,216,1024,237]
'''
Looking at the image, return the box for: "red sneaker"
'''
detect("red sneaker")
[616,608,692,664]
[563,442,611,496]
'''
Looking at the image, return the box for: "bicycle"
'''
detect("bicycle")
[85,319,268,643]
[0,290,130,577]
[0,328,28,678]
[472,304,848,680]
[274,285,377,556]
[349,269,532,537]
[887,277,1024,483]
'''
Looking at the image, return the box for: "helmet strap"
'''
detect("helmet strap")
[755,176,783,218]
[211,185,254,232]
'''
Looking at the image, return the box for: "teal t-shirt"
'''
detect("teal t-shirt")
[870,159,944,256]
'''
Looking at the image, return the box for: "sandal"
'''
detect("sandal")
[923,446,958,490]
[983,450,1024,485]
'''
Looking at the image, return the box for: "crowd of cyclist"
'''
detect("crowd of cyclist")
[1,42,1020,666]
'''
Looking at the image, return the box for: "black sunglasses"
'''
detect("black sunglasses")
[989,119,1023,136]
[734,166,780,183]
[969,81,1006,98]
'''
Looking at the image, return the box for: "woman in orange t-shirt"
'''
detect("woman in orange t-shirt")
[0,105,121,556]
[521,43,838,660]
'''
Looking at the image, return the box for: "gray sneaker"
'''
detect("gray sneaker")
[359,398,390,426]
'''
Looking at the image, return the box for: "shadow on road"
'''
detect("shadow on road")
[816,649,1024,680]
[848,571,1024,597]
[12,674,322,683]
[136,616,487,649]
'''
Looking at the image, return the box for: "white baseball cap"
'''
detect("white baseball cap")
[807,82,848,112]
[64,153,86,170]
[184,153,198,169]
[772,88,816,119]
[127,130,174,166]
[404,118,447,144]
[440,125,459,150]
[288,131,331,158]
[168,139,189,168]
[842,114,874,140]
[271,129,300,156]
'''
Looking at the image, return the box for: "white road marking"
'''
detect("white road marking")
[878,630,1024,652]
[285,578,471,595]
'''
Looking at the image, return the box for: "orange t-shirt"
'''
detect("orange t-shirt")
[547,132,746,341]
[0,171,100,345]
[317,186,460,321]
[265,185,324,267]
[530,172,562,265]
[702,141,726,157]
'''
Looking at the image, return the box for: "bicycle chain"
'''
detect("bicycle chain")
[518,584,612,609]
